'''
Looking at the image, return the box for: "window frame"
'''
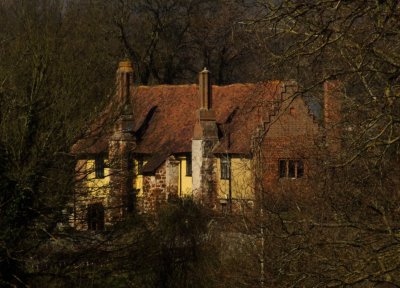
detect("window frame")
[279,159,304,179]
[87,203,105,231]
[95,156,105,179]
[220,157,231,180]
[186,154,192,176]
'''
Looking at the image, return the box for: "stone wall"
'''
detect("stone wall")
[141,163,167,212]
[72,159,110,230]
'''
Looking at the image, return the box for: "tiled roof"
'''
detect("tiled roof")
[213,81,286,154]
[72,82,287,157]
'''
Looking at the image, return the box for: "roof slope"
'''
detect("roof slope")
[72,82,288,156]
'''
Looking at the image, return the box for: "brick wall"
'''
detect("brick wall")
[258,95,321,204]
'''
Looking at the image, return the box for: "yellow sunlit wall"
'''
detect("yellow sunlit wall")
[178,156,192,197]
[134,159,147,197]
[84,159,110,197]
[80,156,254,203]
[216,157,254,200]
[81,158,147,198]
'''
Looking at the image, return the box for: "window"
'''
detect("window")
[87,203,105,231]
[137,158,143,175]
[279,159,304,179]
[95,156,105,179]
[220,157,230,180]
[186,154,192,176]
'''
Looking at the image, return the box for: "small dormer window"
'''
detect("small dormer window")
[95,156,105,179]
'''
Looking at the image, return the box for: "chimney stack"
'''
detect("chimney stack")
[108,60,136,223]
[113,60,135,138]
[192,68,218,205]
[193,68,217,140]
[199,68,212,110]
[116,60,134,101]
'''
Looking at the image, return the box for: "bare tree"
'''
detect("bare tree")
[104,0,261,85]
[239,1,400,287]
[0,0,117,285]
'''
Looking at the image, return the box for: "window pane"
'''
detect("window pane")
[279,160,286,178]
[95,156,105,178]
[186,155,192,176]
[288,160,295,178]
[297,160,304,178]
[221,158,230,180]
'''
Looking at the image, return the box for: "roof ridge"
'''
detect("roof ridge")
[135,82,288,89]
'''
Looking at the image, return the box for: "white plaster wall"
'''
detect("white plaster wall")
[192,139,203,199]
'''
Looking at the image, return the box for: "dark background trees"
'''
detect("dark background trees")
[0,1,232,286]
[106,0,262,84]
[249,1,400,287]
[1,0,399,287]
[0,0,117,286]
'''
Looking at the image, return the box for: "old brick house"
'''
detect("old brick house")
[71,60,340,230]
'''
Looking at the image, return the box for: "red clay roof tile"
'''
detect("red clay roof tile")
[72,82,286,156]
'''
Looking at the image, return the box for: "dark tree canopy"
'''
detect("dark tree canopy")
[0,0,399,287]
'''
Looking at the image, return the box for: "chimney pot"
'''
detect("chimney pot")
[118,60,134,73]
[116,59,134,101]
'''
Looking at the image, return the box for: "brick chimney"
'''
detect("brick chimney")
[108,60,136,224]
[116,60,134,101]
[324,80,342,154]
[199,67,212,109]
[193,68,218,140]
[192,68,218,206]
